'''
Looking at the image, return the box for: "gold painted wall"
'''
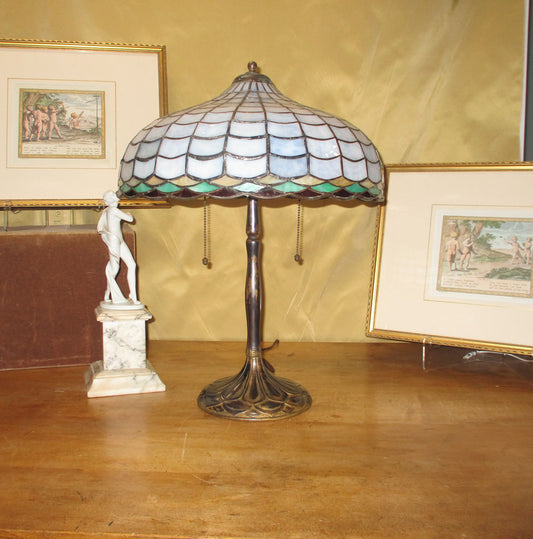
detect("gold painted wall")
[1,0,525,342]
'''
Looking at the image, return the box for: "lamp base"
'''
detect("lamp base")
[197,352,312,421]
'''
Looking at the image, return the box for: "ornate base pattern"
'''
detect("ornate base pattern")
[197,354,312,421]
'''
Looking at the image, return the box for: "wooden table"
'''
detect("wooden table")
[1,341,532,538]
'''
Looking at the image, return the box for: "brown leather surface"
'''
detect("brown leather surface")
[0,225,135,369]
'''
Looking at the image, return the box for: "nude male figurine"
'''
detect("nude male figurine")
[97,191,140,305]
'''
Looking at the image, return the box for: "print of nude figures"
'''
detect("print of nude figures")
[438,215,533,298]
[19,88,105,159]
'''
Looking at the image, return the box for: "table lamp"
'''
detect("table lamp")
[118,62,384,420]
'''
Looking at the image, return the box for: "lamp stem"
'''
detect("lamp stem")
[245,197,262,355]
[197,197,312,420]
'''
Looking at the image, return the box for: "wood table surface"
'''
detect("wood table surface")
[1,341,532,538]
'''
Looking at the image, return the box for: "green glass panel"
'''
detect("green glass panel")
[158,183,182,193]
[133,183,153,193]
[274,181,305,193]
[190,182,219,193]
[235,182,263,193]
[346,183,368,193]
[311,183,339,193]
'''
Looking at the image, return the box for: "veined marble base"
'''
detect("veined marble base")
[86,304,165,398]
[96,304,152,370]
[85,360,166,398]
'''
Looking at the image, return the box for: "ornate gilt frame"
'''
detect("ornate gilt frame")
[367,162,533,355]
[0,39,169,208]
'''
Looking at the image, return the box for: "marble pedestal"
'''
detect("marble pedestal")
[85,303,165,398]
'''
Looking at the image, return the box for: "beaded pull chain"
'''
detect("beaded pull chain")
[294,199,304,264]
[202,197,211,267]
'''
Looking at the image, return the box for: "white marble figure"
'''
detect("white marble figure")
[97,191,140,306]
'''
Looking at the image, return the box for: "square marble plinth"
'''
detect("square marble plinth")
[96,304,152,370]
[85,303,165,398]
[85,360,166,398]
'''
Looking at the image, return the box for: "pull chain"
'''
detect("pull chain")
[294,199,304,264]
[202,196,210,267]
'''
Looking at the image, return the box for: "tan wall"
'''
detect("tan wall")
[1,0,525,341]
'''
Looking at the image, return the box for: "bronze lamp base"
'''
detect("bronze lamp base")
[197,350,312,421]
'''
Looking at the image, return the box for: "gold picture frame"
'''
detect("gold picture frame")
[0,38,168,208]
[367,162,533,355]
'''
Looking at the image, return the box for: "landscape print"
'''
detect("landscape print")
[18,88,105,159]
[437,215,533,298]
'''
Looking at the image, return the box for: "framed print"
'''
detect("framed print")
[0,39,168,207]
[367,163,533,355]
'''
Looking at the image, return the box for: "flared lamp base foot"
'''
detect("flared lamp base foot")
[197,362,312,421]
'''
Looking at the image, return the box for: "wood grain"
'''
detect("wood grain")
[1,341,532,537]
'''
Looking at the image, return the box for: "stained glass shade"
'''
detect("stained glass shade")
[118,63,384,202]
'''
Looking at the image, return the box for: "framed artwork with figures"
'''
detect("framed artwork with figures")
[367,163,533,355]
[0,38,168,207]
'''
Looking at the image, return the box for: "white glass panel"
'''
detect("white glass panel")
[265,104,290,112]
[195,122,229,138]
[144,125,170,142]
[367,161,383,183]
[137,140,161,159]
[187,155,224,180]
[226,155,267,179]
[234,111,266,122]
[270,136,306,157]
[238,103,263,111]
[122,143,138,162]
[309,156,341,180]
[258,82,276,94]
[339,141,364,160]
[133,157,156,180]
[166,123,196,138]
[295,113,324,125]
[177,112,206,124]
[229,121,266,137]
[120,159,134,181]
[159,137,190,158]
[203,111,234,123]
[362,143,379,162]
[232,82,246,92]
[267,122,302,137]
[324,116,346,128]
[342,158,367,181]
[307,138,340,159]
[331,126,356,142]
[189,136,225,156]
[209,106,236,113]
[155,155,186,179]
[301,123,333,140]
[270,155,308,178]
[227,136,266,157]
[266,111,297,123]
[353,129,371,145]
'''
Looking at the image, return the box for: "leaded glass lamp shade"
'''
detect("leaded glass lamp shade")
[118,62,385,420]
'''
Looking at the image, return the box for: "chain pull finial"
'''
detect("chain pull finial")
[202,196,211,267]
[294,199,304,264]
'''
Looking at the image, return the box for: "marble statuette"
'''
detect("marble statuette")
[85,192,165,398]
